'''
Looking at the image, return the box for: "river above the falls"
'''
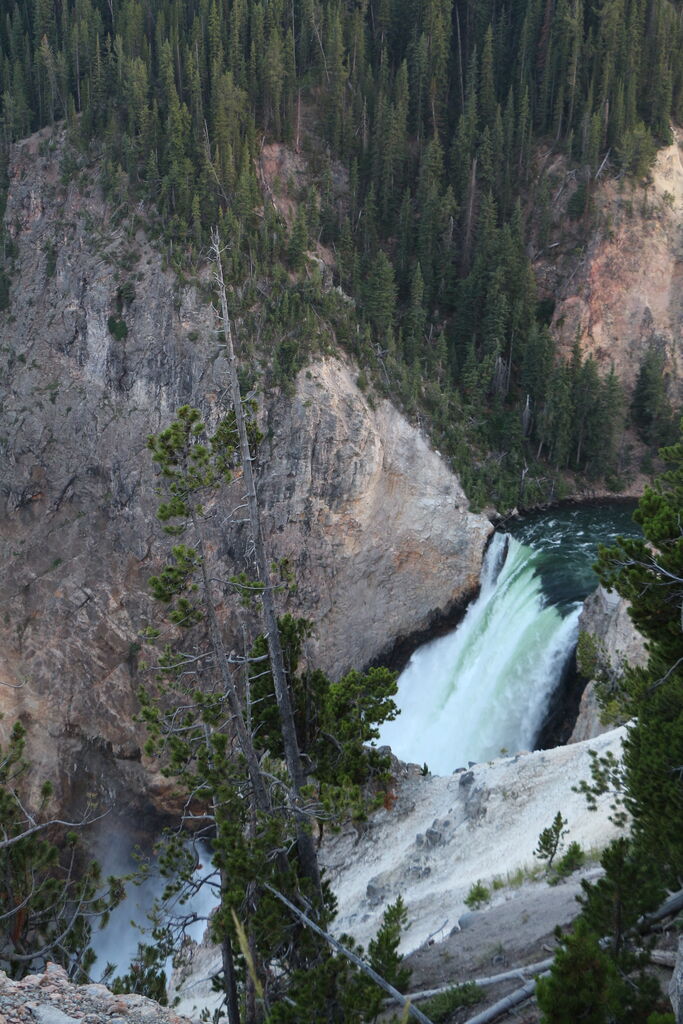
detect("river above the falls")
[377,502,641,775]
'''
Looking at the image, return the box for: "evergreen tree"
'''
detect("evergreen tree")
[536,919,626,1024]
[542,431,683,1018]
[631,349,677,447]
[1,0,681,508]
[0,721,123,979]
[364,249,396,338]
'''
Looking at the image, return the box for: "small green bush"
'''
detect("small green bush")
[421,983,480,1022]
[576,632,602,679]
[0,268,10,311]
[464,880,491,910]
[549,841,586,884]
[567,180,589,220]
[107,315,128,340]
[44,243,57,278]
[116,280,136,307]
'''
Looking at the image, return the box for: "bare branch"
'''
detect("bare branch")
[0,808,109,851]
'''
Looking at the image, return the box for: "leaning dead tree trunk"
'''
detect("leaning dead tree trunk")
[386,957,555,1006]
[193,514,271,819]
[211,229,322,899]
[264,884,437,1024]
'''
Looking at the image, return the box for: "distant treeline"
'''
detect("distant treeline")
[1,0,681,505]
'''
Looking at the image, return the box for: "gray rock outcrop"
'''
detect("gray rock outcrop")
[0,963,192,1024]
[569,585,647,743]
[0,128,491,821]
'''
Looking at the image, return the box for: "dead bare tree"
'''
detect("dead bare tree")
[211,227,322,898]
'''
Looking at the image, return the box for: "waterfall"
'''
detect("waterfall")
[378,532,582,774]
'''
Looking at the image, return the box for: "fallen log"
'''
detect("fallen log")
[385,957,555,1005]
[638,888,683,933]
[456,888,683,1024]
[650,950,678,968]
[462,974,550,1024]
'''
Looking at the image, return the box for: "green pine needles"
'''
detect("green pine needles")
[0,720,123,980]
[539,426,683,1020]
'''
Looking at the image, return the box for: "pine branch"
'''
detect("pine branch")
[263,883,436,1024]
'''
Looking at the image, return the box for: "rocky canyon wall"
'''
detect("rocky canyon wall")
[0,128,491,821]
[569,585,647,743]
[537,128,683,398]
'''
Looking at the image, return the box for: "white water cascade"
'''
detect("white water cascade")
[91,838,219,978]
[378,532,582,775]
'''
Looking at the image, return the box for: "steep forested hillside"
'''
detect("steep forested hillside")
[1,0,682,505]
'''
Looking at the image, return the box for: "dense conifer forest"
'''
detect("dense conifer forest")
[1,0,682,504]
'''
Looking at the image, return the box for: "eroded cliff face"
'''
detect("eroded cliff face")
[538,129,683,396]
[0,128,490,820]
[261,358,490,675]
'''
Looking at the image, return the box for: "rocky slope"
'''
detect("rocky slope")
[0,962,192,1024]
[0,127,490,821]
[320,727,626,954]
[538,128,683,398]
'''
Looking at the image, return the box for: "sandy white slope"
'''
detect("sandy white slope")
[319,727,626,953]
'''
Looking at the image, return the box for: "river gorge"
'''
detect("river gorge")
[92,500,642,986]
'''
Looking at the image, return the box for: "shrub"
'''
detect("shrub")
[464,880,491,910]
[576,632,601,679]
[45,243,57,278]
[116,280,136,307]
[422,983,480,1022]
[107,315,128,340]
[567,180,589,220]
[0,268,10,310]
[550,842,586,884]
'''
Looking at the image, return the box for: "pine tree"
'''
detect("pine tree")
[289,204,309,270]
[631,349,676,447]
[0,722,123,979]
[536,918,623,1024]
[364,249,396,338]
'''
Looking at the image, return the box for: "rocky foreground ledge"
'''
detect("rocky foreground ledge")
[0,964,191,1024]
